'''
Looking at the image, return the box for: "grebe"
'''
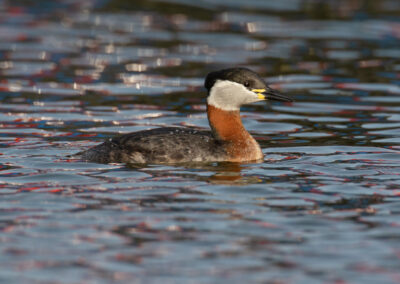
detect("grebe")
[80,68,292,164]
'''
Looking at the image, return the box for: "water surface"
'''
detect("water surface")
[1,0,400,283]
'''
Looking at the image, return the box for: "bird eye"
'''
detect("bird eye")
[244,81,250,87]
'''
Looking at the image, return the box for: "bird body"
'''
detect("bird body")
[80,68,292,164]
[81,127,226,164]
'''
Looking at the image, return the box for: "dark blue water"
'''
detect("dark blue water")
[1,0,400,283]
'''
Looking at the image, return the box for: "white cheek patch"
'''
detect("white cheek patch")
[207,80,259,111]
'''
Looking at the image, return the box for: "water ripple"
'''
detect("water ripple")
[0,0,400,283]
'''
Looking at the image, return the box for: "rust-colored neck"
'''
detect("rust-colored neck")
[207,104,249,141]
[207,104,263,162]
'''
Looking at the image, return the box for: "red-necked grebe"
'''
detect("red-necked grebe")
[80,67,292,164]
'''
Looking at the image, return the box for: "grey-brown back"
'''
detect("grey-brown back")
[80,127,228,164]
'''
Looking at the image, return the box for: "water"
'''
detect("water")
[1,0,400,283]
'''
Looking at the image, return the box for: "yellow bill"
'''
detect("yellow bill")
[252,89,266,100]
[252,88,266,93]
[252,87,293,102]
